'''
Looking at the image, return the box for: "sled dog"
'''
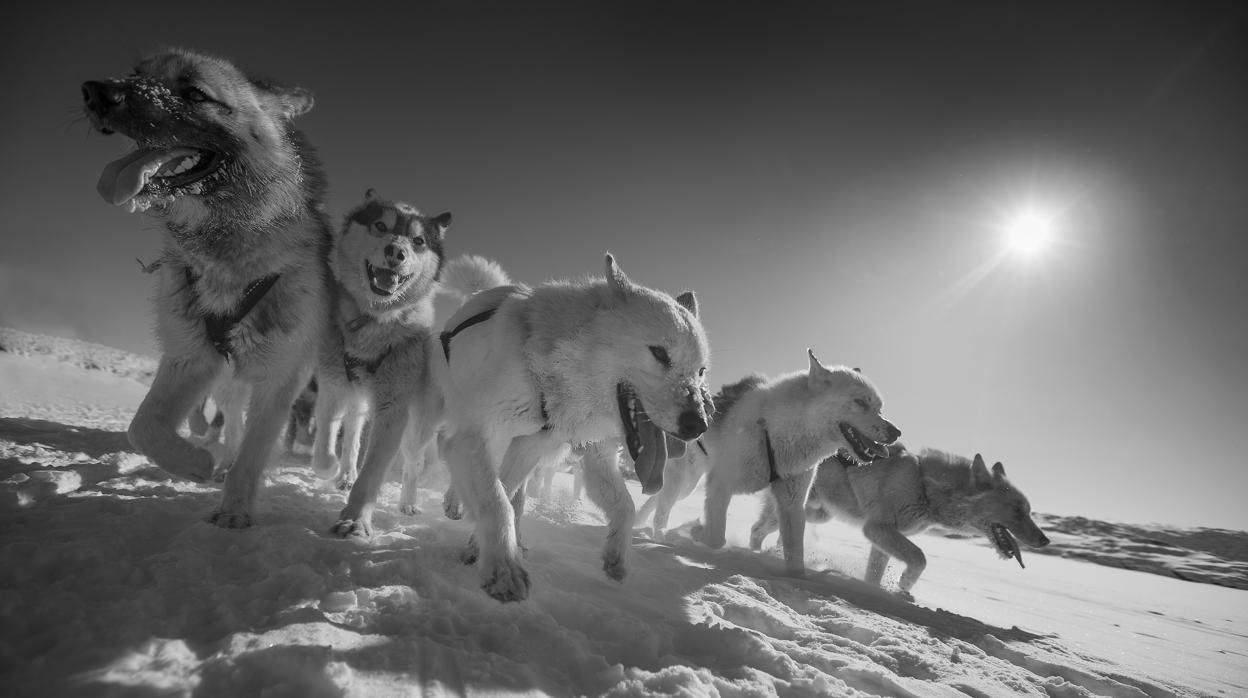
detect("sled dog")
[83,49,331,527]
[751,447,1050,597]
[685,351,901,576]
[314,191,506,538]
[284,378,318,453]
[436,255,712,602]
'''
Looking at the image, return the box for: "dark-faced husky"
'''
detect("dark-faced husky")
[83,49,331,527]
[313,189,456,537]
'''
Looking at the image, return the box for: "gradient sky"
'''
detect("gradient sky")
[2,1,1245,529]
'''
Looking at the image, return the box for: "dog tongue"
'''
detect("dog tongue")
[96,147,194,205]
[634,420,668,495]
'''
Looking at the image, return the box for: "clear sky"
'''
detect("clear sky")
[2,1,1245,529]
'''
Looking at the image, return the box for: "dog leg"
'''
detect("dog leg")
[211,379,249,481]
[445,429,529,602]
[862,522,926,596]
[129,352,223,482]
[691,475,732,549]
[311,379,345,480]
[750,493,781,550]
[398,435,431,516]
[864,545,891,587]
[333,400,410,538]
[771,468,816,577]
[211,369,305,528]
[578,440,634,582]
[188,398,211,438]
[337,401,367,491]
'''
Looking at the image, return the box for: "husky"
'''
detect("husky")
[750,447,1050,598]
[284,378,318,453]
[83,49,331,527]
[682,351,901,576]
[313,190,489,538]
[435,255,713,602]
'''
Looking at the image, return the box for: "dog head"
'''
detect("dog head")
[803,350,901,465]
[334,189,449,308]
[82,49,318,236]
[966,454,1050,568]
[592,255,712,493]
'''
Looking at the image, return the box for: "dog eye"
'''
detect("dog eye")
[698,367,706,378]
[185,87,210,103]
[854,398,869,410]
[411,236,425,247]
[373,221,388,233]
[649,346,671,368]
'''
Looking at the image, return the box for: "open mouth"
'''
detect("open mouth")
[839,423,889,464]
[989,524,1025,568]
[365,260,412,297]
[96,145,225,212]
[617,383,671,495]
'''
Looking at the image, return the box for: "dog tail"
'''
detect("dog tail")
[711,373,768,421]
[440,255,510,300]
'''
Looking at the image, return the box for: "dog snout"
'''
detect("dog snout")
[82,80,124,113]
[1036,531,1050,547]
[384,243,406,264]
[883,420,901,443]
[677,409,708,440]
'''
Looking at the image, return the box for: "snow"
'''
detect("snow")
[1,329,1245,697]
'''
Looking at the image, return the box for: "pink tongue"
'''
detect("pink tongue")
[634,420,668,495]
[96,147,194,205]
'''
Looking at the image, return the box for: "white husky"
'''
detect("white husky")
[435,255,713,602]
[683,351,901,576]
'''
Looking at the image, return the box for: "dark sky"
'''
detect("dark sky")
[2,0,1246,528]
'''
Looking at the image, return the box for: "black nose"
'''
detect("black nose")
[1037,532,1050,547]
[885,422,901,442]
[82,80,124,112]
[677,410,707,440]
[384,243,406,263]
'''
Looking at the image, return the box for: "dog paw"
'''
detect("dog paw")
[461,536,479,565]
[895,590,915,603]
[481,558,531,603]
[209,510,253,529]
[210,467,229,484]
[335,477,354,492]
[330,518,373,539]
[602,549,628,583]
[399,503,421,516]
[443,490,463,520]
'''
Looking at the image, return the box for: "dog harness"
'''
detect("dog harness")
[183,266,281,360]
[762,427,781,484]
[343,352,388,383]
[440,305,551,428]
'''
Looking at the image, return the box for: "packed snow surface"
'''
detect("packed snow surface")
[1,329,1245,697]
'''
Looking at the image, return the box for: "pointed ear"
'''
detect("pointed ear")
[365,188,379,201]
[675,291,698,317]
[971,454,991,488]
[431,212,452,236]
[992,461,1006,479]
[259,83,314,119]
[807,348,832,388]
[605,253,632,299]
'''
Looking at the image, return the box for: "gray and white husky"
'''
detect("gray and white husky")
[435,255,713,602]
[751,446,1050,597]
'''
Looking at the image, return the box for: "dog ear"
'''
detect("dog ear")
[807,348,834,388]
[365,189,379,201]
[605,253,632,298]
[675,291,698,317]
[992,462,1006,479]
[431,212,452,237]
[971,454,992,488]
[275,85,314,118]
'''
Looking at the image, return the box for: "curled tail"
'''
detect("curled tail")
[440,255,510,301]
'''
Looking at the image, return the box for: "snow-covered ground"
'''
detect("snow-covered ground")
[1,329,1245,697]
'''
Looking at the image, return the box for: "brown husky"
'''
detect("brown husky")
[82,49,332,527]
[750,446,1050,598]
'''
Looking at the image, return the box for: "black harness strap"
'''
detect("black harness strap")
[439,306,500,360]
[344,349,391,383]
[763,427,781,484]
[184,266,281,359]
[696,439,708,456]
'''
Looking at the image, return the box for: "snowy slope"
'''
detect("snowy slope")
[1,332,1245,697]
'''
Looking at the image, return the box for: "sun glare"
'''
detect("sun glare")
[1004,207,1056,258]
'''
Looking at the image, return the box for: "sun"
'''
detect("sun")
[1004,207,1057,258]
